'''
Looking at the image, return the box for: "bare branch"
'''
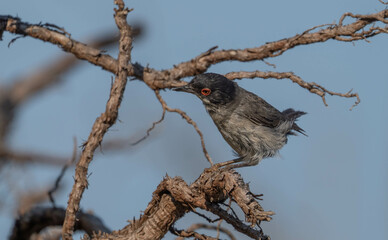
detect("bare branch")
[206,203,269,240]
[130,90,167,146]
[154,90,214,166]
[171,226,218,240]
[62,2,133,239]
[2,9,387,89]
[1,10,385,112]
[10,207,110,240]
[0,30,122,164]
[0,15,120,75]
[174,223,237,240]
[90,169,271,240]
[8,31,120,106]
[0,148,69,166]
[225,71,360,110]
[159,9,388,81]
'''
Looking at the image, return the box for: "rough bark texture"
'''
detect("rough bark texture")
[1,2,387,240]
[90,169,272,240]
[61,1,134,239]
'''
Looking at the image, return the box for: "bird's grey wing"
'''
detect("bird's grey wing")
[237,90,285,129]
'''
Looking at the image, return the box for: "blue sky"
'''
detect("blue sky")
[1,1,387,239]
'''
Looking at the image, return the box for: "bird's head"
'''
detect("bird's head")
[173,73,237,106]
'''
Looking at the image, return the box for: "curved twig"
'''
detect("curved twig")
[225,71,360,110]
[154,90,213,166]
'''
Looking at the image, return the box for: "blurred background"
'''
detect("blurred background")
[0,0,387,239]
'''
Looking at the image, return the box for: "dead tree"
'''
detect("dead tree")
[1,0,387,239]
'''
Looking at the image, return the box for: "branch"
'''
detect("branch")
[8,31,120,106]
[225,71,360,110]
[129,91,167,146]
[0,30,121,158]
[160,9,388,80]
[91,169,272,240]
[2,9,387,87]
[1,9,386,112]
[61,2,133,239]
[173,223,236,240]
[154,90,213,165]
[9,207,110,240]
[171,226,218,240]
[0,148,70,166]
[0,15,120,75]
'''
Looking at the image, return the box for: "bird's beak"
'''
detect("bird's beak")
[172,84,195,94]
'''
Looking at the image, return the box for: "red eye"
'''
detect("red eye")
[201,88,211,96]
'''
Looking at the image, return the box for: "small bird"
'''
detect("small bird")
[174,73,306,169]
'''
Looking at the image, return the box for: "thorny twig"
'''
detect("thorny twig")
[171,226,218,240]
[154,90,214,166]
[130,90,167,146]
[225,71,360,110]
[2,10,387,106]
[61,1,133,239]
[174,223,237,240]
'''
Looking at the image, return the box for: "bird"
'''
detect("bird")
[173,73,306,169]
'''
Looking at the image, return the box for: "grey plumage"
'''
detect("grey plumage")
[174,73,306,169]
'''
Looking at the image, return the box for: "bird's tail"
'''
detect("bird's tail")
[282,108,307,136]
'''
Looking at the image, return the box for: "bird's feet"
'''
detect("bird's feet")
[205,163,224,172]
[206,157,245,171]
[206,161,238,172]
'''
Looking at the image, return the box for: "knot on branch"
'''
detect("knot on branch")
[143,67,186,89]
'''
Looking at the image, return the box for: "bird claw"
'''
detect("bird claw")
[205,163,227,172]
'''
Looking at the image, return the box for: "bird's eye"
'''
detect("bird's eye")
[201,88,211,96]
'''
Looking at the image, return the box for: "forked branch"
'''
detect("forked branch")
[1,9,387,102]
[90,169,272,240]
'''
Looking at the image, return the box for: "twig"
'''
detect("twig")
[0,30,122,162]
[158,10,388,82]
[2,9,387,90]
[339,11,388,25]
[154,90,213,166]
[191,210,218,223]
[207,204,269,240]
[0,148,69,166]
[225,70,360,110]
[171,226,218,240]
[220,202,240,220]
[8,31,120,106]
[48,138,77,208]
[216,198,232,239]
[174,223,237,240]
[10,206,110,240]
[130,90,166,145]
[62,2,133,239]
